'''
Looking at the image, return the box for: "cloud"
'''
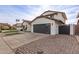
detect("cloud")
[0,5,78,24]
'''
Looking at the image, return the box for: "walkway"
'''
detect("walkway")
[0,33,14,54]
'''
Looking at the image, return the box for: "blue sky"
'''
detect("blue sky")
[0,5,79,25]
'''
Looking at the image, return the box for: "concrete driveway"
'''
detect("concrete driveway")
[0,32,49,53]
[0,38,14,53]
[0,33,14,54]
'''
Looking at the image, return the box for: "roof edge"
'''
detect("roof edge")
[31,16,65,24]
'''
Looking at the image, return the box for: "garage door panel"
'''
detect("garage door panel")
[33,24,50,34]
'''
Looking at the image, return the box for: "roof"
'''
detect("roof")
[22,20,31,24]
[13,23,23,27]
[31,15,65,24]
[41,10,67,20]
[31,10,67,24]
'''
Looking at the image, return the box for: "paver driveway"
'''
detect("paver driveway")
[14,35,79,54]
[0,32,79,54]
[3,32,49,51]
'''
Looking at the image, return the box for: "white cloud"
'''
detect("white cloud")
[0,5,78,25]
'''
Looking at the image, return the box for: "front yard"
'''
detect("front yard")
[2,30,22,36]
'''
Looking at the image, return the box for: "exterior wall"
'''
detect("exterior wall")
[70,24,75,35]
[17,27,22,31]
[51,21,63,35]
[53,13,65,23]
[51,21,60,35]
[31,24,33,32]
[16,23,22,31]
[27,24,31,31]
[16,23,22,27]
[42,12,65,24]
[23,22,31,31]
[50,22,57,35]
[55,22,59,34]
[31,18,54,24]
[31,17,59,35]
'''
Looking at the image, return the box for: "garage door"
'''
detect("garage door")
[33,23,50,34]
[59,25,70,34]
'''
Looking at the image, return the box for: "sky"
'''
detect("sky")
[0,5,79,25]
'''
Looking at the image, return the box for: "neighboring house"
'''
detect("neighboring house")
[75,13,79,35]
[13,20,31,31]
[12,24,17,29]
[13,23,23,31]
[75,21,79,35]
[31,10,67,35]
[0,23,11,30]
[22,20,31,32]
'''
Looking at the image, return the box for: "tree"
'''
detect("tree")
[16,19,20,23]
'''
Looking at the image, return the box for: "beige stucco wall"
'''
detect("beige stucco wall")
[50,22,58,35]
[42,12,65,23]
[51,21,63,35]
[31,18,54,24]
[70,24,75,35]
[53,13,65,23]
[16,23,22,31]
[23,22,31,31]
[16,23,22,27]
[17,27,22,31]
[31,17,61,35]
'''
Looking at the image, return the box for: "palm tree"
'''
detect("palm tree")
[16,19,20,23]
[16,19,20,31]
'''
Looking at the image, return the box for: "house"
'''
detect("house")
[22,20,31,32]
[0,23,11,30]
[75,13,79,35]
[13,20,31,31]
[31,10,74,35]
[13,23,23,31]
